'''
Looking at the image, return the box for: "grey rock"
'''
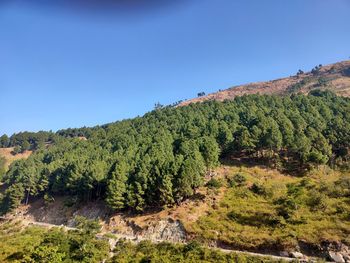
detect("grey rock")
[141,219,187,243]
[329,251,345,263]
[290,251,304,258]
[108,239,117,251]
[279,251,289,257]
[342,253,350,261]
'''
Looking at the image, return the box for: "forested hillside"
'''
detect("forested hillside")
[1,90,350,214]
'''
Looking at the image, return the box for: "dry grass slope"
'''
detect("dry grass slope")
[0,147,32,169]
[180,60,350,106]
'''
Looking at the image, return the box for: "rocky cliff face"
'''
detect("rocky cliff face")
[180,60,350,106]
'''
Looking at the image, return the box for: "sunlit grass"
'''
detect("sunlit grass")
[190,166,350,250]
[0,223,46,262]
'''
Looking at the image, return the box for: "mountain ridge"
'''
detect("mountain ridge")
[180,60,350,106]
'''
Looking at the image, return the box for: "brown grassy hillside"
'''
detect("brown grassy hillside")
[180,60,350,106]
[0,148,32,169]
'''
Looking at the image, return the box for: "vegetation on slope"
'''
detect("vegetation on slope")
[0,128,93,154]
[108,240,285,263]
[0,148,32,173]
[0,91,350,214]
[189,166,350,251]
[0,218,109,263]
[0,156,6,181]
[0,221,286,263]
[0,132,55,154]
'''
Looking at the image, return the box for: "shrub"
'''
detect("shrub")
[227,211,237,221]
[43,193,54,206]
[183,240,203,253]
[275,197,298,219]
[334,176,350,197]
[297,69,304,75]
[250,183,267,196]
[299,177,314,189]
[307,151,328,164]
[11,146,21,155]
[342,67,350,77]
[327,176,350,198]
[307,190,328,211]
[63,196,78,207]
[206,178,222,189]
[229,173,247,187]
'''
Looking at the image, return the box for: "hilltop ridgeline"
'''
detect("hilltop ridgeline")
[180,60,350,106]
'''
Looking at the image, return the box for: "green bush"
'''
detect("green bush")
[11,145,21,155]
[275,197,298,219]
[228,173,247,187]
[63,196,78,207]
[250,183,267,196]
[43,193,54,205]
[307,190,328,211]
[206,178,222,189]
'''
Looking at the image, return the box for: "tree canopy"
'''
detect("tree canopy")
[1,91,350,213]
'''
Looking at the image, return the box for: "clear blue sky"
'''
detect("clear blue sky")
[1,0,350,135]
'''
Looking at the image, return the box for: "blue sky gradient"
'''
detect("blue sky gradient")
[1,0,350,135]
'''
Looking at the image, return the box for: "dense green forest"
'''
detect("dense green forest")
[1,91,349,213]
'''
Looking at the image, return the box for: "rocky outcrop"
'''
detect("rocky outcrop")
[321,242,350,263]
[290,251,306,260]
[67,201,111,227]
[279,251,289,257]
[329,252,345,263]
[137,218,186,243]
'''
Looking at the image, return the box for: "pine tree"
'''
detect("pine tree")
[2,183,24,212]
[0,134,9,148]
[199,136,220,170]
[106,161,128,210]
[159,174,174,206]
